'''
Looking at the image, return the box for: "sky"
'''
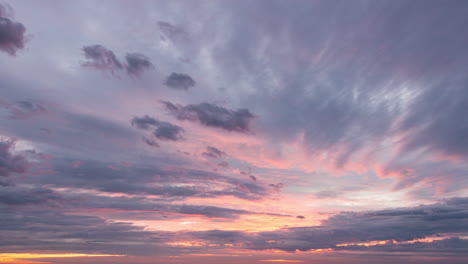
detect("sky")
[1,0,468,263]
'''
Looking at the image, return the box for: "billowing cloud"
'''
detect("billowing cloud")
[82,44,123,73]
[125,53,153,75]
[165,72,195,90]
[162,101,254,133]
[0,4,26,56]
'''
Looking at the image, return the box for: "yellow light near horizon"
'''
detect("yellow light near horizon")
[0,253,124,264]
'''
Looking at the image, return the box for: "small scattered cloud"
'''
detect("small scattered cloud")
[0,4,26,56]
[125,53,153,75]
[82,45,123,73]
[82,45,152,77]
[202,146,226,159]
[162,101,254,133]
[165,72,195,90]
[131,115,184,141]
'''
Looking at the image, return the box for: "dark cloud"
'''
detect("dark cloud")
[296,215,305,219]
[162,101,254,133]
[131,115,184,141]
[0,185,263,220]
[0,4,26,56]
[29,159,270,201]
[0,210,172,255]
[82,45,123,73]
[125,53,153,75]
[165,72,195,90]
[202,146,226,159]
[131,115,159,129]
[82,46,152,77]
[0,186,65,206]
[185,197,468,253]
[0,139,28,178]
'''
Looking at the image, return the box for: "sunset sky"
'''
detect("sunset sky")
[1,1,468,263]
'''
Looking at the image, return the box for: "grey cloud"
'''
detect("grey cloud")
[0,139,27,178]
[81,46,152,77]
[0,210,173,255]
[202,146,226,159]
[125,53,153,75]
[165,72,195,90]
[30,159,270,201]
[142,136,160,147]
[162,101,254,133]
[186,197,468,253]
[82,44,123,73]
[398,80,468,158]
[158,21,186,42]
[0,4,26,56]
[0,185,262,220]
[131,115,184,141]
[0,186,65,206]
[0,100,47,120]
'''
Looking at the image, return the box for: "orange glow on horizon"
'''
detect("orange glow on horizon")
[0,253,124,264]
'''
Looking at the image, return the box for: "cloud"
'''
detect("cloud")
[0,186,65,206]
[0,4,26,56]
[0,185,267,220]
[165,72,195,90]
[202,146,226,159]
[162,101,254,133]
[81,46,152,77]
[158,21,186,42]
[398,80,468,159]
[0,139,28,178]
[0,100,47,120]
[30,159,270,201]
[131,115,184,141]
[0,209,172,255]
[185,197,468,253]
[125,53,153,75]
[82,45,123,73]
[142,136,160,147]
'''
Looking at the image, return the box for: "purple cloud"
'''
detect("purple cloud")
[162,101,254,133]
[131,115,184,141]
[82,44,123,73]
[125,53,153,75]
[0,4,26,56]
[0,139,28,179]
[165,72,195,90]
[202,146,226,159]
